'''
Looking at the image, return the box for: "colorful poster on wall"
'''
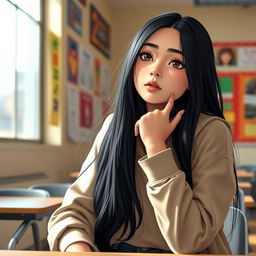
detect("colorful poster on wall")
[50,32,61,126]
[90,4,110,58]
[218,72,256,143]
[67,0,82,35]
[214,42,256,67]
[80,91,93,129]
[67,36,79,84]
[79,46,93,91]
[238,73,256,141]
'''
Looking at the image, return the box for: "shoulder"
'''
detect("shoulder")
[195,113,232,138]
[193,113,234,159]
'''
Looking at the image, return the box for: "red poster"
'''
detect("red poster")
[80,92,93,128]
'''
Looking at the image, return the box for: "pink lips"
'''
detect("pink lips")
[144,81,161,90]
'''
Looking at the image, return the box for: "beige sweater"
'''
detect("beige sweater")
[48,113,236,254]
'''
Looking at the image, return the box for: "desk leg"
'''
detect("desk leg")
[31,221,42,250]
[7,220,41,250]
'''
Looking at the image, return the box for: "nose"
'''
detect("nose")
[150,71,160,77]
[150,63,162,78]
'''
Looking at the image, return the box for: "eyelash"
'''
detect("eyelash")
[138,51,186,69]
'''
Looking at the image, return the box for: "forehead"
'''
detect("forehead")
[145,27,181,50]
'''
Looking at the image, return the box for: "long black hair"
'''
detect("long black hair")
[93,12,236,251]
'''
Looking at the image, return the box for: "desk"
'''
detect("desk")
[69,171,78,179]
[245,195,255,207]
[238,181,252,190]
[237,170,254,179]
[0,197,62,250]
[0,251,239,256]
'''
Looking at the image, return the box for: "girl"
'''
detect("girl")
[48,12,237,254]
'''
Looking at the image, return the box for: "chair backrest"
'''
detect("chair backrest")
[223,206,248,255]
[237,165,256,173]
[29,183,71,197]
[237,188,246,214]
[0,188,50,197]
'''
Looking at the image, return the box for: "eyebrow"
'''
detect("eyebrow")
[142,42,184,56]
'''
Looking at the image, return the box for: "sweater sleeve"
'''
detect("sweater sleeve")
[47,114,113,252]
[138,118,236,254]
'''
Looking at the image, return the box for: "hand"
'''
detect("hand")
[65,241,92,252]
[134,94,184,157]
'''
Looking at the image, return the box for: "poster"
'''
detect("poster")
[80,91,93,129]
[90,4,110,58]
[218,72,256,143]
[50,32,61,126]
[238,73,256,141]
[79,46,93,91]
[67,36,79,84]
[214,42,256,67]
[67,0,82,35]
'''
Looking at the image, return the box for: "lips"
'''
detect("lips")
[144,81,161,90]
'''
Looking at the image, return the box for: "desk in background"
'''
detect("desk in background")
[69,171,79,179]
[0,197,62,250]
[245,195,255,208]
[237,170,254,179]
[238,181,252,190]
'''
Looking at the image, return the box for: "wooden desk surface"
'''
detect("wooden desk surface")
[69,171,79,178]
[245,195,255,207]
[0,251,240,256]
[0,197,62,214]
[237,170,254,179]
[238,181,252,190]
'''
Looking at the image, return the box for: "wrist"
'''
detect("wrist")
[145,142,167,157]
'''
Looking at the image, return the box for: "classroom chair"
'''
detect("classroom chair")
[237,165,256,174]
[0,188,50,250]
[223,206,248,255]
[237,188,246,214]
[29,183,71,197]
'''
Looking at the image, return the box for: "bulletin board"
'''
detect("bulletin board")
[218,72,256,143]
[66,1,111,143]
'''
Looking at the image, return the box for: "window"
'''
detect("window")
[0,0,42,141]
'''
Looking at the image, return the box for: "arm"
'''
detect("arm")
[138,118,236,253]
[47,114,113,252]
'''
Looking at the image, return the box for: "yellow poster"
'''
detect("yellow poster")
[50,32,61,125]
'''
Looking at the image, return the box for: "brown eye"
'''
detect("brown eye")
[139,52,153,61]
[169,60,185,69]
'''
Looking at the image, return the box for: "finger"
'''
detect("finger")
[169,110,185,131]
[134,121,139,136]
[163,93,175,115]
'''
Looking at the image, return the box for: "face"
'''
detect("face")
[134,27,189,111]
[220,52,232,65]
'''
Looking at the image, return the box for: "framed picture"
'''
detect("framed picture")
[90,4,110,58]
[67,0,82,36]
